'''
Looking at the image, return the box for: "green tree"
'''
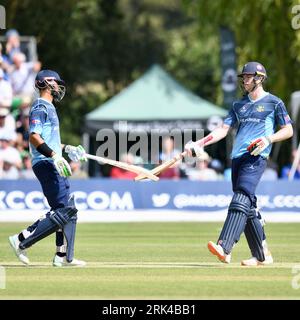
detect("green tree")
[183,0,300,103]
[3,0,167,144]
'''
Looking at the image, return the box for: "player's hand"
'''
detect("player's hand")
[184,140,205,158]
[247,137,272,156]
[52,154,72,177]
[64,145,87,162]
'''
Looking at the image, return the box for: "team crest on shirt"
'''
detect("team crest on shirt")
[256,105,264,112]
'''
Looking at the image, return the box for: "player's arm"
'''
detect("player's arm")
[30,133,71,177]
[30,133,55,157]
[248,124,293,156]
[185,124,231,157]
[198,124,231,146]
[268,124,293,143]
[185,105,236,158]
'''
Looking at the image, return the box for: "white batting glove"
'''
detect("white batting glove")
[64,145,87,162]
[184,140,205,158]
[247,137,272,156]
[52,154,72,177]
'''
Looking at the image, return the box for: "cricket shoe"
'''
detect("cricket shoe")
[207,241,231,264]
[241,250,273,266]
[52,254,86,267]
[9,234,30,265]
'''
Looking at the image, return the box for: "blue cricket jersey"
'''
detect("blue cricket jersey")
[29,98,62,166]
[224,92,292,159]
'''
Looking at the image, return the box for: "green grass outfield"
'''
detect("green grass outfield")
[0,222,300,299]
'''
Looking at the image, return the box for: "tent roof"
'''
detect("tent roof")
[85,64,227,121]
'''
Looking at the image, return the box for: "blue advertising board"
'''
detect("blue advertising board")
[1,179,300,213]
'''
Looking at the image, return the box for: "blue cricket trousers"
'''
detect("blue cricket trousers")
[26,160,70,246]
[231,153,267,206]
[32,160,70,210]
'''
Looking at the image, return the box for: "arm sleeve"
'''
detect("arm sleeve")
[275,101,293,126]
[223,107,238,128]
[29,105,48,135]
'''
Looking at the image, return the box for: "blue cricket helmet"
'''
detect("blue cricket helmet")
[237,62,267,78]
[35,70,66,102]
[35,70,65,89]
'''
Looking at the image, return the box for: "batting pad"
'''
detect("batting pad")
[218,192,250,254]
[244,211,265,262]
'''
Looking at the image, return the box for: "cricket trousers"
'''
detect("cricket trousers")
[217,153,268,256]
[231,153,267,206]
[27,160,71,254]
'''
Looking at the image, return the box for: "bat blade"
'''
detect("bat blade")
[134,135,214,181]
[86,154,159,181]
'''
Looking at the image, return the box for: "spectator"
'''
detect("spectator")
[186,151,219,180]
[0,68,13,108]
[69,161,88,179]
[9,52,41,99]
[281,149,300,179]
[19,151,35,179]
[0,44,11,79]
[110,153,137,179]
[0,132,22,179]
[261,160,278,181]
[16,107,30,152]
[5,29,22,65]
[0,107,17,142]
[157,137,181,179]
[223,167,232,181]
[208,158,224,180]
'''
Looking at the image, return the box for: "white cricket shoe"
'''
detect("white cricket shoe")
[52,254,86,267]
[9,234,30,265]
[207,241,231,264]
[241,250,273,266]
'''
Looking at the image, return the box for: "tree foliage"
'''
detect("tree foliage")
[2,0,299,168]
[183,0,300,103]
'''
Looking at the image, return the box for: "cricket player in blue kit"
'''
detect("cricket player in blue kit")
[9,70,87,266]
[185,62,293,266]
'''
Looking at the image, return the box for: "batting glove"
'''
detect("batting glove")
[52,154,72,177]
[184,140,205,158]
[64,145,87,162]
[247,137,272,156]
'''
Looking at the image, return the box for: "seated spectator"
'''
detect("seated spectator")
[69,161,88,179]
[0,157,19,179]
[19,151,35,179]
[0,107,17,142]
[208,158,224,180]
[0,44,11,79]
[0,68,13,108]
[223,167,232,181]
[16,107,30,152]
[0,132,22,179]
[261,160,278,181]
[185,151,219,181]
[281,149,300,179]
[159,137,181,161]
[157,137,181,179]
[9,52,41,99]
[5,29,22,65]
[110,153,137,179]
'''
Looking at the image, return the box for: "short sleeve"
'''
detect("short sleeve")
[275,101,293,126]
[29,105,47,135]
[223,107,238,127]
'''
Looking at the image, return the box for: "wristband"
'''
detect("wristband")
[36,142,53,158]
[266,136,272,144]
